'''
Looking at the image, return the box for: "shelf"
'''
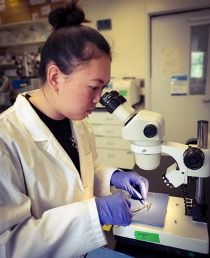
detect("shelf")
[0,18,51,48]
[0,18,48,29]
[0,40,46,48]
[0,63,15,68]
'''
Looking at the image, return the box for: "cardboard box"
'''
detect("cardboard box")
[50,0,66,11]
[30,3,51,20]
[5,0,29,9]
[0,6,31,24]
[30,1,66,20]
[0,0,31,24]
[29,0,49,6]
[50,0,66,3]
[0,0,6,12]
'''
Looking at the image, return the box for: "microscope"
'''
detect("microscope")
[100,90,210,256]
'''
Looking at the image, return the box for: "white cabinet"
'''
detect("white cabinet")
[89,110,135,169]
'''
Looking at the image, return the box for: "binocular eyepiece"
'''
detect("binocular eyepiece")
[100,90,127,113]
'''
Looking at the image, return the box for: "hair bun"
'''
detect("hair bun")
[49,0,89,30]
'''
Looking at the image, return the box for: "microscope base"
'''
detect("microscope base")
[113,196,209,255]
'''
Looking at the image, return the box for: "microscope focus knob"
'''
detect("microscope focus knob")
[143,124,157,138]
[183,146,205,170]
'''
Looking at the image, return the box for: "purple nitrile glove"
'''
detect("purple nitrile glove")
[95,192,133,226]
[110,170,149,200]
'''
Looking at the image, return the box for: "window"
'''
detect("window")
[191,51,205,79]
[189,24,209,95]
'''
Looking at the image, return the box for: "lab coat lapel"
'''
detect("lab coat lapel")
[44,134,79,174]
[72,121,94,199]
[15,93,81,179]
[72,121,87,173]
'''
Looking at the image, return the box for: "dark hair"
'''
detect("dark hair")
[38,0,112,83]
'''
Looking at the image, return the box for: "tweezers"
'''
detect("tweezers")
[131,202,152,213]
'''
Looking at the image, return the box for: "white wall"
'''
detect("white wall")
[84,0,210,81]
[85,0,146,80]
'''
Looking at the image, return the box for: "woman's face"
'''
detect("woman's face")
[53,54,111,120]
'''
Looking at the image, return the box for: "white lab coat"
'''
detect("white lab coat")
[0,91,117,258]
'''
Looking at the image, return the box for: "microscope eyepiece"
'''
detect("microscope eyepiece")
[100,90,126,113]
[100,90,119,105]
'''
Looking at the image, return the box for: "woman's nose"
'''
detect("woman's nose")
[93,90,103,103]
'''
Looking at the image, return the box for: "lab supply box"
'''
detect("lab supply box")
[0,0,66,24]
[0,0,29,10]
[30,1,66,20]
[0,5,31,24]
[0,0,30,25]
[30,3,51,20]
[29,0,50,5]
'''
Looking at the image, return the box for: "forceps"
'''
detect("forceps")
[131,201,152,213]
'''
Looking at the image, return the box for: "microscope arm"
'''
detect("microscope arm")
[130,140,210,187]
[162,142,210,187]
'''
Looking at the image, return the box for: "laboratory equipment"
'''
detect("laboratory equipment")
[97,78,141,108]
[0,76,11,112]
[0,75,9,93]
[100,90,210,256]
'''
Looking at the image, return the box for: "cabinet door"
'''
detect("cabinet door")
[96,148,135,169]
[95,137,130,150]
[89,111,121,125]
[92,124,122,137]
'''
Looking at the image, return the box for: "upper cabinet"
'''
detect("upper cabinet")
[0,19,51,48]
[0,1,66,48]
[0,1,65,73]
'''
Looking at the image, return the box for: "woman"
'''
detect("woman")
[0,1,148,257]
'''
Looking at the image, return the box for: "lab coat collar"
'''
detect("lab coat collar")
[14,92,82,177]
[14,92,51,142]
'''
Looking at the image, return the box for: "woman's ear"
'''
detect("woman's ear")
[47,64,60,93]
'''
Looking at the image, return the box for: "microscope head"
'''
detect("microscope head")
[100,91,165,170]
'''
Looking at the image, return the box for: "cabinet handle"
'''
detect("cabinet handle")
[106,130,114,133]
[107,154,115,157]
[203,99,210,103]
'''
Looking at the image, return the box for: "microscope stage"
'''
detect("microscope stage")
[113,196,209,255]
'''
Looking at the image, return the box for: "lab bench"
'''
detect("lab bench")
[104,155,210,258]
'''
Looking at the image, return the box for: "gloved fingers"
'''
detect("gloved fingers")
[111,192,133,225]
[110,170,149,199]
[125,196,132,209]
[139,175,149,193]
[119,194,133,225]
[124,181,148,201]
[124,195,133,218]
[126,184,144,200]
[95,192,133,226]
[115,192,132,211]
[135,181,148,199]
[130,172,149,199]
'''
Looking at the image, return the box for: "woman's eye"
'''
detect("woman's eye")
[102,84,108,89]
[90,86,98,91]
[89,85,108,91]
